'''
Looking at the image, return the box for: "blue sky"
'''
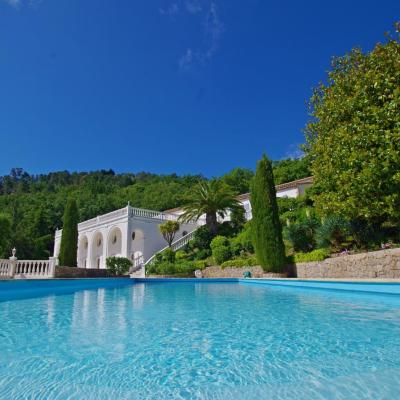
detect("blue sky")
[0,0,398,177]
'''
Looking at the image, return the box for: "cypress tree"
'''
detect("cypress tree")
[59,198,79,267]
[250,155,286,272]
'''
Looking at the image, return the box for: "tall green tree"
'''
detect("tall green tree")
[250,155,286,272]
[0,213,12,258]
[180,180,242,235]
[159,220,180,247]
[59,199,79,267]
[304,26,400,225]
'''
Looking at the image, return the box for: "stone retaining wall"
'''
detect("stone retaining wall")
[55,266,110,279]
[293,248,400,279]
[201,265,285,278]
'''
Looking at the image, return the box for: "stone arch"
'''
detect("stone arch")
[78,235,89,268]
[91,231,104,269]
[107,227,122,257]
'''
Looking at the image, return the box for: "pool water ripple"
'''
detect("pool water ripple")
[1,282,400,399]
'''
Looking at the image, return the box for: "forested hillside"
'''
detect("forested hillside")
[0,158,310,259]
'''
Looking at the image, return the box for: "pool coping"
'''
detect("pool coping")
[132,277,400,296]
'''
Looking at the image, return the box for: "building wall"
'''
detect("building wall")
[54,206,198,269]
[276,187,299,198]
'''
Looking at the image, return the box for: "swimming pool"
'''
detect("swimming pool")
[1,279,400,399]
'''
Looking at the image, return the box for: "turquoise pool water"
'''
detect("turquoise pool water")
[1,280,400,399]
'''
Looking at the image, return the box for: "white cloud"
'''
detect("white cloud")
[203,1,224,60]
[159,2,179,16]
[160,1,225,70]
[3,0,43,9]
[179,48,195,69]
[3,0,21,8]
[185,0,202,14]
[285,143,305,159]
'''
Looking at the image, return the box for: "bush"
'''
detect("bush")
[230,222,253,255]
[210,236,232,265]
[192,225,214,250]
[193,259,208,270]
[147,260,201,276]
[294,249,330,263]
[284,217,319,252]
[106,256,132,276]
[221,256,258,268]
[316,215,350,251]
[194,248,211,260]
[162,248,176,263]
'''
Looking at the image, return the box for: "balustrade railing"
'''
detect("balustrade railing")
[1,249,56,279]
[144,229,198,267]
[76,206,198,232]
[15,260,55,278]
[0,260,12,277]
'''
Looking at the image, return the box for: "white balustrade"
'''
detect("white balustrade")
[144,229,198,267]
[14,258,56,279]
[0,260,12,277]
[76,205,198,232]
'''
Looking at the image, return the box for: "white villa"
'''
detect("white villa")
[53,176,313,271]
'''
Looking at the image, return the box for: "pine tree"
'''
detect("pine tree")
[250,155,286,272]
[59,198,79,267]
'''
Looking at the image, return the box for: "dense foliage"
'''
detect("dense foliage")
[0,214,12,258]
[59,199,79,267]
[304,27,400,226]
[250,155,286,272]
[106,256,132,276]
[210,236,232,265]
[0,159,311,260]
[293,249,330,263]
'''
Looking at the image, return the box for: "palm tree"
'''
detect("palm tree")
[179,180,243,235]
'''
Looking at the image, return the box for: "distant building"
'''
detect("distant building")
[165,176,314,221]
[54,176,313,270]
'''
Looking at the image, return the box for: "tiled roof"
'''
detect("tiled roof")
[235,176,314,202]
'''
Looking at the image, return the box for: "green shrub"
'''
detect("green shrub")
[230,222,253,255]
[148,260,200,276]
[106,256,132,276]
[193,259,208,270]
[210,236,232,265]
[162,248,176,263]
[192,225,214,250]
[284,217,319,252]
[294,249,330,263]
[175,250,187,260]
[221,256,258,268]
[194,248,211,260]
[316,215,350,251]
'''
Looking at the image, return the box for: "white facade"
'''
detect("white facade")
[54,177,314,270]
[54,206,199,269]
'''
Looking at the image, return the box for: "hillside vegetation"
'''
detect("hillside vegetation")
[0,159,310,259]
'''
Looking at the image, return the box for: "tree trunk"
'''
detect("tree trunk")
[206,212,218,236]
